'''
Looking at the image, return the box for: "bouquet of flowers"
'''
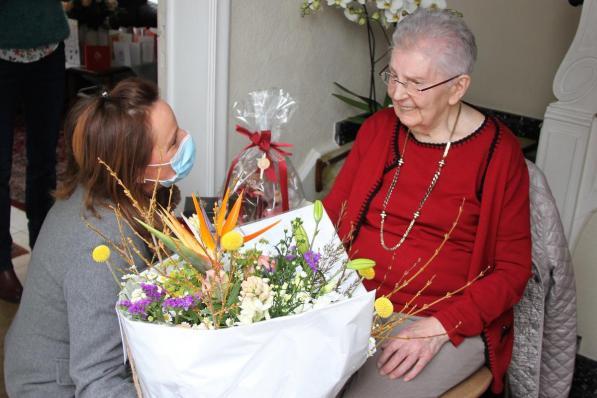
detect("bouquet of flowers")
[223,88,306,224]
[93,184,375,397]
[89,158,485,397]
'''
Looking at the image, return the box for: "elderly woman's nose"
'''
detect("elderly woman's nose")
[390,83,409,100]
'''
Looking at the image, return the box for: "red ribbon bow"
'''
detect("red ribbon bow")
[225,125,294,212]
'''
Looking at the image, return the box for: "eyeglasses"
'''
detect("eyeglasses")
[380,70,460,95]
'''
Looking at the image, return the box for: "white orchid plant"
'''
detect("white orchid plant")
[302,0,447,27]
[301,0,451,124]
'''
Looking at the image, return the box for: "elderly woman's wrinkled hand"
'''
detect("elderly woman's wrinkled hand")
[377,317,449,382]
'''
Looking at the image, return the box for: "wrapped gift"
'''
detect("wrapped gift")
[223,88,305,223]
[116,204,375,398]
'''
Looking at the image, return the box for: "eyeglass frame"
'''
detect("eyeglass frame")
[380,70,461,94]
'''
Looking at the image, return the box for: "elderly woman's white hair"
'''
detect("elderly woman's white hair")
[392,8,477,77]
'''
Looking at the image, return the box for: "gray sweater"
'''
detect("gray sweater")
[4,188,146,397]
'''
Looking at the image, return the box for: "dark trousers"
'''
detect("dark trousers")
[0,43,65,270]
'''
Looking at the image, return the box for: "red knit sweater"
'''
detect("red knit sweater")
[323,108,531,393]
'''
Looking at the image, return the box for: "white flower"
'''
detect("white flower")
[402,0,418,14]
[376,0,403,11]
[177,322,191,328]
[294,266,308,279]
[420,0,447,9]
[131,288,146,301]
[367,337,377,357]
[357,0,366,4]
[327,0,351,8]
[163,313,173,323]
[384,8,404,23]
[238,276,274,325]
[193,318,214,330]
[343,7,359,23]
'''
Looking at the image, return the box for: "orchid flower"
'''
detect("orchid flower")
[420,0,447,9]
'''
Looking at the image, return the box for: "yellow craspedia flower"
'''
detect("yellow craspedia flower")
[92,245,111,263]
[221,230,244,251]
[374,297,394,318]
[358,267,375,280]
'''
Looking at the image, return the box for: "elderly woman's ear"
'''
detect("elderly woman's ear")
[448,75,471,106]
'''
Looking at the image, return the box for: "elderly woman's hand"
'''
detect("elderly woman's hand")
[377,317,450,381]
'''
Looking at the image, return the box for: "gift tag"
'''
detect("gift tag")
[257,154,270,180]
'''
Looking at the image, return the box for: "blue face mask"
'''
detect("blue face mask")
[145,134,196,187]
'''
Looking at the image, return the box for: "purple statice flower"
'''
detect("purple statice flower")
[285,246,297,261]
[117,299,132,308]
[162,294,200,311]
[126,298,153,317]
[140,283,164,300]
[303,250,321,273]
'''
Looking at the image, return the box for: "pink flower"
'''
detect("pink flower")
[258,255,276,272]
[201,269,228,293]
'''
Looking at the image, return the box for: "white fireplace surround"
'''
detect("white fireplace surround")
[536,0,597,359]
[536,0,597,250]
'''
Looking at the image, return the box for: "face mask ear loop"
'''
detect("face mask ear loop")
[147,161,171,167]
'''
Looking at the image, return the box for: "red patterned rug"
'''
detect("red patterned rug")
[9,120,67,210]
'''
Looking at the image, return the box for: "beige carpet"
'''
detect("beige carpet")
[0,301,18,398]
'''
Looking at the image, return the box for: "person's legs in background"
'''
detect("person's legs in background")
[22,43,65,248]
[0,57,23,303]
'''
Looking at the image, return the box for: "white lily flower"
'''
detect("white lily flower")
[420,0,447,9]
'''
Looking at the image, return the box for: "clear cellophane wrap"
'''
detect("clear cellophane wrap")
[223,88,305,224]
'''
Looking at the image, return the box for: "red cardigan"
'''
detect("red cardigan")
[323,108,532,393]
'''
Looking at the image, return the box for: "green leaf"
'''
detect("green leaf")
[331,93,372,112]
[136,219,210,274]
[333,82,383,110]
[345,113,370,125]
[383,94,392,108]
[226,279,242,307]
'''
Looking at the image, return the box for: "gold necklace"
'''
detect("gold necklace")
[379,103,462,252]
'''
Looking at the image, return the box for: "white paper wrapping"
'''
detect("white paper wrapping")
[117,204,374,397]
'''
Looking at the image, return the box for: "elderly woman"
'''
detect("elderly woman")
[324,9,531,398]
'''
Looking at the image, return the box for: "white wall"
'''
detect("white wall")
[227,1,581,200]
[574,211,597,359]
[228,0,383,200]
[450,0,581,119]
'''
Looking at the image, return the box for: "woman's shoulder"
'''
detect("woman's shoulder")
[364,107,397,128]
[356,108,397,143]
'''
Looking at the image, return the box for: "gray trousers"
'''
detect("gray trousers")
[342,316,486,398]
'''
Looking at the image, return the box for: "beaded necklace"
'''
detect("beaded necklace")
[379,103,462,252]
